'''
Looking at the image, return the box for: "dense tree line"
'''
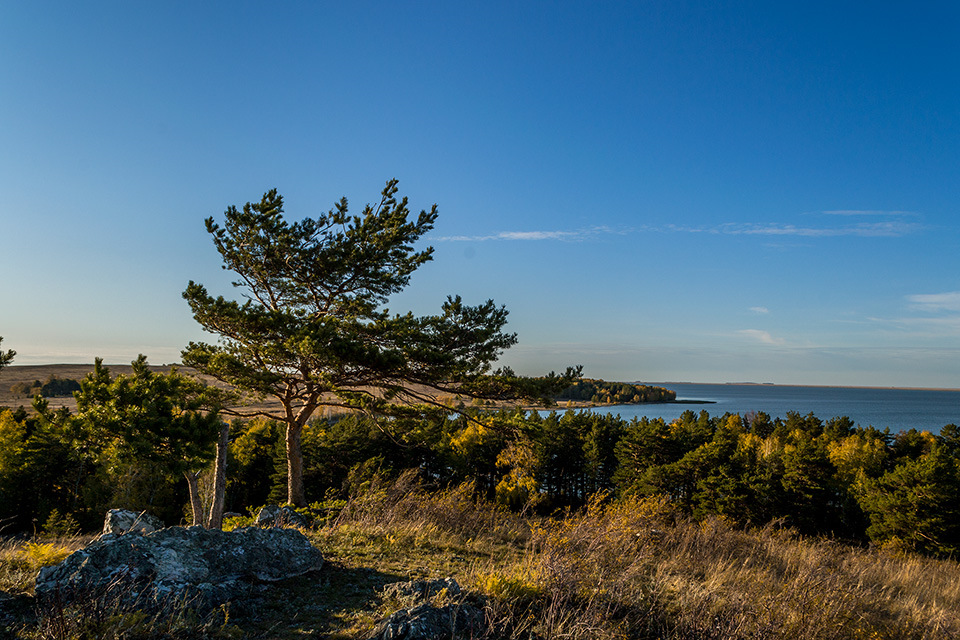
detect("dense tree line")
[10,375,81,399]
[0,357,223,534]
[4,400,958,557]
[556,379,676,404]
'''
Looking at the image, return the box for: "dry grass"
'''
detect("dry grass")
[332,470,531,546]
[300,474,960,639]
[0,364,181,414]
[0,364,571,416]
[3,480,959,639]
[466,496,960,640]
[0,536,92,594]
[648,518,960,639]
[320,477,960,639]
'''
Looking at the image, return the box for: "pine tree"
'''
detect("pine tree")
[183,180,575,506]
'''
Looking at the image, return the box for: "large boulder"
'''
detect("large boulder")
[35,526,324,610]
[102,509,165,535]
[369,578,487,640]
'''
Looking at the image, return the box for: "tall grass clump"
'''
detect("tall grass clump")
[28,590,241,640]
[0,536,90,594]
[332,469,530,546]
[473,493,673,639]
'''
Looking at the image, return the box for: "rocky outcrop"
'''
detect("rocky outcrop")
[35,525,324,611]
[368,578,487,640]
[101,508,165,535]
[255,504,310,529]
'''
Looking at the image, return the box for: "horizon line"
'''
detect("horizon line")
[6,363,960,393]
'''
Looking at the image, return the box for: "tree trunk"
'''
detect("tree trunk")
[283,388,319,509]
[184,470,203,526]
[286,423,306,507]
[205,422,230,529]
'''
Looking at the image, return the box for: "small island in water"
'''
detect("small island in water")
[548,378,715,409]
[552,378,717,406]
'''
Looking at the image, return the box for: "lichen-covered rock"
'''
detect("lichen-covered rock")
[369,602,487,640]
[35,525,323,611]
[102,508,165,535]
[369,578,487,640]
[255,504,309,529]
[382,577,462,603]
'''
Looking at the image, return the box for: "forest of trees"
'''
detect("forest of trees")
[556,379,676,404]
[1,400,958,557]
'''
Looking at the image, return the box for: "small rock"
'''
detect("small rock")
[255,505,309,529]
[382,577,463,603]
[369,578,487,640]
[369,601,487,640]
[102,509,165,535]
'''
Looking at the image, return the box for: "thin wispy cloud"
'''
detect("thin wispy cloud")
[667,209,922,239]
[663,219,920,238]
[886,316,960,338]
[712,221,920,237]
[439,226,617,242]
[907,292,960,313]
[750,306,770,314]
[440,212,922,242]
[859,293,960,339]
[821,209,918,217]
[738,329,785,345]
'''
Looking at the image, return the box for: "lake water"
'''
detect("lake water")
[547,383,960,433]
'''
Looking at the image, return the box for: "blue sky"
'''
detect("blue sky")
[2,2,959,388]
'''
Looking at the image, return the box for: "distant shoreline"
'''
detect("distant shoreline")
[652,381,960,393]
[6,365,959,392]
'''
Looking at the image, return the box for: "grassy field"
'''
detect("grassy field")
[0,364,333,417]
[3,473,960,640]
[0,364,181,414]
[0,364,592,417]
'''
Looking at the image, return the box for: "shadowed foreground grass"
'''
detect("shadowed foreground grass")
[3,474,960,639]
